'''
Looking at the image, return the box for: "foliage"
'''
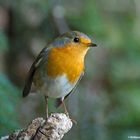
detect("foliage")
[0,74,20,136]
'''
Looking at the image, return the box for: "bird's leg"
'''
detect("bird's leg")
[62,100,77,124]
[44,96,49,119]
[62,100,69,117]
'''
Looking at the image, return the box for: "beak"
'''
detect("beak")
[88,42,97,47]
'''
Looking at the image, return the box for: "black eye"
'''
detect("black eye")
[73,37,79,43]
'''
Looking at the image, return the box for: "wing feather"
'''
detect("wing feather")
[22,47,49,97]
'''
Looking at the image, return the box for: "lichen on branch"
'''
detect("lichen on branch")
[0,113,73,140]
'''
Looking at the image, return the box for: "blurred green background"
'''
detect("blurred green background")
[0,0,140,139]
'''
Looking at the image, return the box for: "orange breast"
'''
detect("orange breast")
[46,44,88,83]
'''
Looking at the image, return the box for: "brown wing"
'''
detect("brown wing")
[55,72,84,107]
[22,47,49,97]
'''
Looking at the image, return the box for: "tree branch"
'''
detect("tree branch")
[0,113,73,140]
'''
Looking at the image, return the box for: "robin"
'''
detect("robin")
[23,31,97,118]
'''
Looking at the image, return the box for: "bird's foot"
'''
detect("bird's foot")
[70,118,77,124]
[65,112,77,124]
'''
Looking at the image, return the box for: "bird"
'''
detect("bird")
[23,31,97,118]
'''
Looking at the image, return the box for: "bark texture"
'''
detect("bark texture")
[0,113,73,140]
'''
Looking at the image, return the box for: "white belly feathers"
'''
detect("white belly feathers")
[40,74,76,98]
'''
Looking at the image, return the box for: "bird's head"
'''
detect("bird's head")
[51,31,97,50]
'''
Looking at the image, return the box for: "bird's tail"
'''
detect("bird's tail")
[22,66,35,97]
